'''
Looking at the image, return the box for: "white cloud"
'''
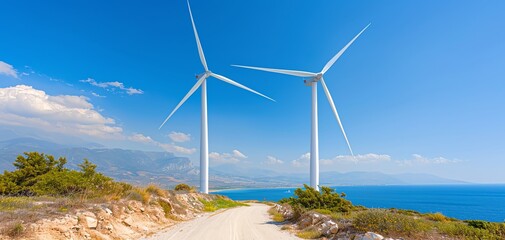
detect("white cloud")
[396,154,461,166]
[80,78,143,95]
[209,149,247,164]
[321,153,392,165]
[91,92,105,98]
[157,142,196,155]
[168,131,191,142]
[0,85,122,138]
[0,61,18,78]
[264,155,284,165]
[129,133,154,143]
[129,133,196,155]
[291,152,391,166]
[292,152,310,167]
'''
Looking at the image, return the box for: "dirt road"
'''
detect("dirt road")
[141,203,299,240]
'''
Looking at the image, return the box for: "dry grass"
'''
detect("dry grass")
[1,221,26,238]
[126,188,150,204]
[200,196,248,212]
[296,230,321,239]
[268,207,285,222]
[146,184,167,198]
[424,212,451,222]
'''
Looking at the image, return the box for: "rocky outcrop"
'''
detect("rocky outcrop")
[272,204,404,240]
[0,192,220,240]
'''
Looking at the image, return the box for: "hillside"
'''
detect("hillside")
[0,138,466,188]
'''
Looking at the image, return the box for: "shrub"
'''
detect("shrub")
[158,199,172,218]
[354,209,430,236]
[425,212,450,222]
[174,183,194,192]
[0,152,133,201]
[279,184,354,212]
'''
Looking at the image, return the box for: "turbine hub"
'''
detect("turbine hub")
[304,74,323,86]
[195,71,210,79]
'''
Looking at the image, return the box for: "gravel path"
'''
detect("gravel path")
[141,203,299,240]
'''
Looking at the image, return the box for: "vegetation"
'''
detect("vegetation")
[174,183,195,192]
[158,199,172,218]
[354,209,430,236]
[278,185,505,239]
[296,229,322,239]
[3,221,25,237]
[200,196,248,212]
[268,208,285,222]
[0,152,132,200]
[146,184,167,197]
[279,184,356,212]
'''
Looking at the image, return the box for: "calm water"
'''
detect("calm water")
[214,185,505,222]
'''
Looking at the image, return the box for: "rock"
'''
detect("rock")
[356,232,384,240]
[104,207,113,215]
[298,217,312,229]
[78,211,98,229]
[122,216,134,227]
[321,220,339,236]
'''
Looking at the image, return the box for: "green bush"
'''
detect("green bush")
[174,183,194,192]
[0,152,132,200]
[279,184,354,212]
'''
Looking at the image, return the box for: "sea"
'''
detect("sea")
[214,184,505,222]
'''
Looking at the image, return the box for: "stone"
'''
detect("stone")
[78,212,98,229]
[298,217,312,229]
[123,216,134,227]
[356,232,384,240]
[104,208,113,215]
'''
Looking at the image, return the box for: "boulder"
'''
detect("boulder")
[356,232,384,240]
[298,217,312,229]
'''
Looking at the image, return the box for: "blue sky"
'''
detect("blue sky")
[1,0,504,182]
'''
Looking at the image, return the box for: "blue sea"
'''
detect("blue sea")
[214,185,505,222]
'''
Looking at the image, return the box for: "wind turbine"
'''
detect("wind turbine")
[233,24,370,191]
[160,0,274,194]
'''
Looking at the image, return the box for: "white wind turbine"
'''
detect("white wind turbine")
[159,0,274,194]
[233,24,370,191]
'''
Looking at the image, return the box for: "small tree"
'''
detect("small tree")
[279,184,354,212]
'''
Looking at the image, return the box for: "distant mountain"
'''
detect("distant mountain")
[0,138,467,188]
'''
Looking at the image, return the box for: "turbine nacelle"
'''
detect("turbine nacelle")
[195,71,211,80]
[304,73,323,86]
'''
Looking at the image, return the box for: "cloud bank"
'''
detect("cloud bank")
[80,78,143,95]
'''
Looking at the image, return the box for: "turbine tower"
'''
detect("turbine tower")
[160,0,274,194]
[233,24,370,191]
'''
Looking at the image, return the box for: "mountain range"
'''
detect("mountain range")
[0,137,467,188]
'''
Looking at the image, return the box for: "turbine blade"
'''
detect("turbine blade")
[187,0,208,71]
[321,23,371,74]
[232,64,317,78]
[159,75,206,129]
[210,72,275,102]
[320,78,354,156]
